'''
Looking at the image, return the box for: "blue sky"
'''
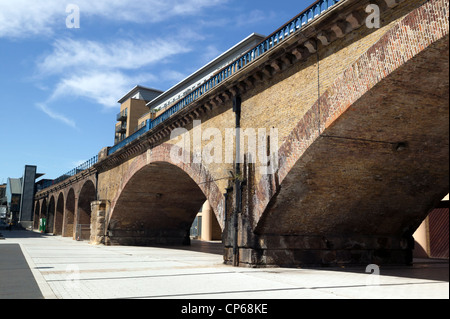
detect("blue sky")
[0,0,313,183]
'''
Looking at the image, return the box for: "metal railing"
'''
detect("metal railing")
[35,1,342,193]
[115,123,127,133]
[107,0,341,156]
[116,108,128,121]
[76,224,91,241]
[38,155,98,191]
[108,122,149,155]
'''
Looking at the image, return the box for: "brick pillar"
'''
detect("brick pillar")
[224,231,413,267]
[223,161,413,267]
[90,200,107,245]
[224,203,413,267]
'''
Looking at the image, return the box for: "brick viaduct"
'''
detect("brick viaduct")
[34,0,449,267]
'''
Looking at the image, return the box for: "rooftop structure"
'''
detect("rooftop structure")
[117,85,163,105]
[115,86,163,144]
[145,33,266,114]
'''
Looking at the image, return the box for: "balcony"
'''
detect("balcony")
[115,134,126,145]
[115,123,127,134]
[117,108,128,121]
[136,120,147,131]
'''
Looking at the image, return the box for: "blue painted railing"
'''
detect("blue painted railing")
[39,155,98,191]
[108,121,150,155]
[39,0,342,191]
[105,0,342,156]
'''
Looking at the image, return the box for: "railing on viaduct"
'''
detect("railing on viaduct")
[37,155,98,191]
[38,0,342,192]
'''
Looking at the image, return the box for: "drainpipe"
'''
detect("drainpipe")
[95,171,99,201]
[232,94,242,267]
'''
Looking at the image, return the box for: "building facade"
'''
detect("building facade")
[19,165,38,229]
[0,184,6,220]
[115,86,163,144]
[5,178,22,224]
[4,165,41,228]
[137,33,265,130]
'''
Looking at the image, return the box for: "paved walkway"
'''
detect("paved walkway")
[0,230,448,300]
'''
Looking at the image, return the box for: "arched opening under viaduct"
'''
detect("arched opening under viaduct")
[76,180,96,240]
[47,196,56,234]
[256,35,449,239]
[107,161,212,246]
[33,202,40,230]
[245,30,449,267]
[64,189,75,238]
[55,193,64,235]
[40,199,47,232]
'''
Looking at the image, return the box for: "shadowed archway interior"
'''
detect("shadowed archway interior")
[64,189,75,237]
[55,193,64,235]
[108,161,207,246]
[33,202,40,230]
[76,181,96,240]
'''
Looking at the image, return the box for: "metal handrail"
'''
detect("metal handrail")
[37,1,342,192]
[107,0,341,157]
[38,155,99,191]
[115,123,127,133]
[76,224,91,241]
[108,123,149,155]
[116,108,128,121]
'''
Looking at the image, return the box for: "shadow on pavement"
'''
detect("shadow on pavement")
[2,230,447,283]
[279,258,449,283]
[0,229,53,239]
[0,243,44,299]
[167,240,225,255]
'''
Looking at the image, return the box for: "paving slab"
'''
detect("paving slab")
[1,230,448,300]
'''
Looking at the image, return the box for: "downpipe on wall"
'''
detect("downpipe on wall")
[232,94,242,267]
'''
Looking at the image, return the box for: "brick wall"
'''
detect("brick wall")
[38,0,448,264]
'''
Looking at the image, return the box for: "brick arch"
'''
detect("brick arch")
[32,172,97,238]
[254,0,449,234]
[107,143,224,246]
[54,192,65,235]
[39,197,48,233]
[63,188,76,237]
[40,198,47,218]
[77,179,96,227]
[47,195,56,233]
[33,201,40,230]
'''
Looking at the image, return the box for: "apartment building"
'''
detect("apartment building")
[113,33,266,144]
[115,86,163,144]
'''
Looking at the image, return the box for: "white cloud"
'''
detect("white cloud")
[49,70,156,108]
[160,70,188,84]
[33,34,196,127]
[0,0,225,38]
[36,102,76,128]
[37,37,191,75]
[3,0,226,127]
[0,0,58,38]
[201,45,222,65]
[235,9,277,27]
[36,36,193,111]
